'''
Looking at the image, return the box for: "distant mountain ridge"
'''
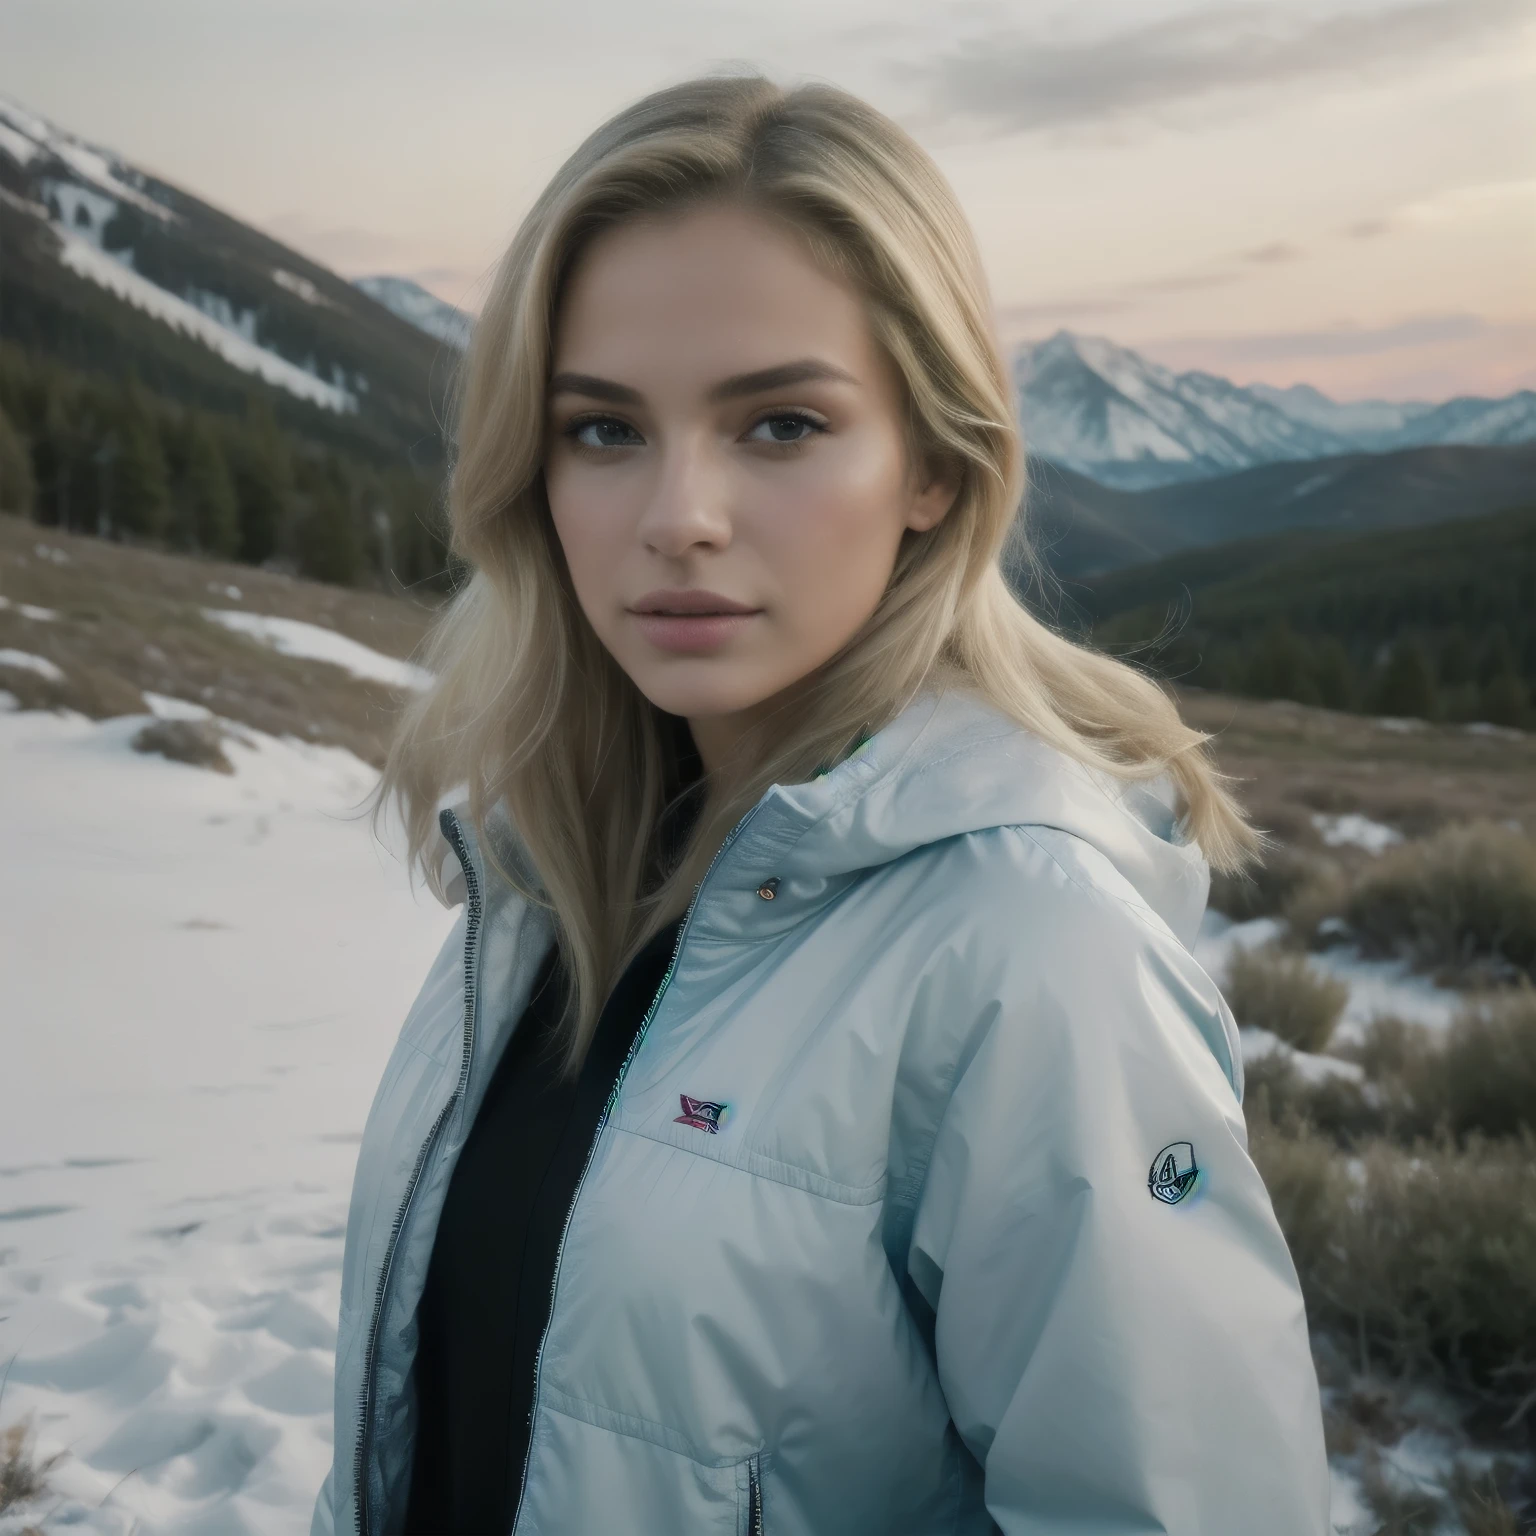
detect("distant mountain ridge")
[1015,332,1536,489]
[1019,441,1536,581]
[352,276,472,350]
[0,93,445,460]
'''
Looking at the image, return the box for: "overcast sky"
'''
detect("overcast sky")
[3,0,1532,400]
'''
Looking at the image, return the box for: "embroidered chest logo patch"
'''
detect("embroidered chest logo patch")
[674,1094,728,1134]
[1148,1142,1199,1205]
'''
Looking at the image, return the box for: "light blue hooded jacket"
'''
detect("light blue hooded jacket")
[313,685,1330,1535]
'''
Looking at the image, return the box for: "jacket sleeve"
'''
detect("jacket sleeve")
[310,1464,336,1536]
[905,825,1330,1534]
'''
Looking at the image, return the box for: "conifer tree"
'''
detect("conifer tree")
[1477,670,1528,728]
[1437,627,1474,687]
[1373,637,1437,720]
[294,460,362,585]
[179,420,240,557]
[225,410,293,565]
[112,391,171,540]
[32,385,86,530]
[1478,625,1519,687]
[1310,637,1356,711]
[1245,618,1319,705]
[0,402,35,516]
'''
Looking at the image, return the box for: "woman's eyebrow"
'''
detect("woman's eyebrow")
[548,359,857,408]
[549,373,642,405]
[707,359,858,401]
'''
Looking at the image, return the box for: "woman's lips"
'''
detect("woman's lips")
[629,610,762,654]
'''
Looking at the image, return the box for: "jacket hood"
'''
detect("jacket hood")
[766,685,1210,950]
[446,684,1211,953]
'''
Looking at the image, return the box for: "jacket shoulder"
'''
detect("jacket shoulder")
[914,822,1240,1101]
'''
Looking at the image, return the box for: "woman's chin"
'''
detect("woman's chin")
[628,667,788,724]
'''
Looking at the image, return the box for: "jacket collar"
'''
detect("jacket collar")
[443,684,1211,952]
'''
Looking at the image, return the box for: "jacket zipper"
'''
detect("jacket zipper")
[507,798,769,1533]
[353,810,484,1536]
[748,1452,764,1535]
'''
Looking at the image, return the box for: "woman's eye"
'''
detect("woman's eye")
[746,412,824,446]
[567,416,643,449]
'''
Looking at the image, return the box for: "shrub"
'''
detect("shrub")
[1412,984,1536,1143]
[1333,989,1536,1148]
[1282,862,1355,948]
[1242,1048,1379,1145]
[1355,1442,1445,1535]
[130,716,234,773]
[1324,820,1536,984]
[0,1413,64,1517]
[1209,840,1322,921]
[1223,942,1350,1052]
[1250,1109,1536,1418]
[1446,1464,1524,1536]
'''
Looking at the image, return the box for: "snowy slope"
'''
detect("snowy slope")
[353,275,472,349]
[1017,332,1536,488]
[0,96,360,415]
[0,703,456,1536]
[53,226,355,412]
[0,96,173,222]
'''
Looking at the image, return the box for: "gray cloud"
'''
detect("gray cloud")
[903,0,1529,136]
[1241,241,1301,264]
[1133,267,1242,293]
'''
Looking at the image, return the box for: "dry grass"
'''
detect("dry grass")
[0,1413,64,1520]
[1208,838,1325,921]
[1242,1046,1380,1143]
[1305,820,1536,986]
[1422,985,1536,1142]
[130,717,235,773]
[1174,685,1536,849]
[1223,941,1350,1051]
[1249,986,1536,1151]
[0,513,441,765]
[1249,1104,1536,1420]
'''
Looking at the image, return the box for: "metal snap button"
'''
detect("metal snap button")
[756,878,780,900]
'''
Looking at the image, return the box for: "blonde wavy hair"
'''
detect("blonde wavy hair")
[377,71,1265,1073]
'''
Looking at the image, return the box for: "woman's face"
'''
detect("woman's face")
[544,201,956,772]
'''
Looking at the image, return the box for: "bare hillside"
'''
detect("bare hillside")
[0,514,440,764]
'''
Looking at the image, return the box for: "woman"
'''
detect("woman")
[314,74,1329,1536]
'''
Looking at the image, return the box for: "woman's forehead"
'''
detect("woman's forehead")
[550,203,878,388]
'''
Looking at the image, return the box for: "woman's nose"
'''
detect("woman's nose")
[636,436,733,556]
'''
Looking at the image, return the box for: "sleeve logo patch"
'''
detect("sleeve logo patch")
[674,1094,728,1134]
[1148,1142,1200,1205]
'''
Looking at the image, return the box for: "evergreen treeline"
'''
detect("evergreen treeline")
[0,174,452,467]
[1077,504,1536,728]
[0,342,449,590]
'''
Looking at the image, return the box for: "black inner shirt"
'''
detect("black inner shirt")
[403,913,686,1535]
[404,729,703,1535]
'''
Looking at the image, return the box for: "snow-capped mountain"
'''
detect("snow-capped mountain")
[1243,381,1434,441]
[5,86,1530,496]
[1017,332,1536,489]
[0,94,443,451]
[353,275,472,349]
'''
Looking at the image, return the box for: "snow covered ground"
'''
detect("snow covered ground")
[200,611,433,692]
[0,696,1474,1533]
[0,704,455,1534]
